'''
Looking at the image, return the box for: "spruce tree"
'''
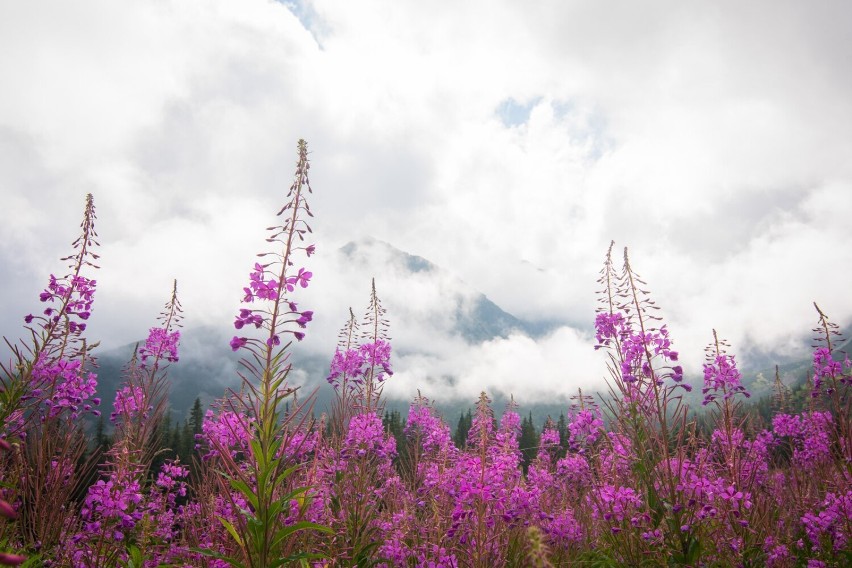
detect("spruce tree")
[556,412,569,458]
[519,412,538,473]
[190,397,204,438]
[453,408,473,449]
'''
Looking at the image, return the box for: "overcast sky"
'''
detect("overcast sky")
[1,0,850,403]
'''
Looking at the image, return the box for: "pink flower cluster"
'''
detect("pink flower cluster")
[199,407,254,459]
[811,346,851,397]
[231,263,314,351]
[343,412,397,460]
[110,385,149,424]
[138,327,180,365]
[30,355,100,420]
[33,274,97,325]
[566,407,603,452]
[594,313,684,387]
[79,474,144,540]
[773,411,834,468]
[702,353,750,405]
[326,339,394,389]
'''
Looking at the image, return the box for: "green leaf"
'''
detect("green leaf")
[124,544,144,568]
[229,478,260,511]
[270,521,333,549]
[274,463,302,487]
[218,516,245,548]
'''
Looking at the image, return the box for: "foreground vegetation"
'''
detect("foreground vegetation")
[1,140,849,566]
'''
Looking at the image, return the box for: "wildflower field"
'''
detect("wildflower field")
[1,140,850,567]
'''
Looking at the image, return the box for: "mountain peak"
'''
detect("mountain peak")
[339,237,435,274]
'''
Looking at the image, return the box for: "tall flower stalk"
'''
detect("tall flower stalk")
[206,139,328,567]
[0,194,102,561]
[594,244,696,564]
[56,281,182,566]
[2,193,101,433]
[326,280,393,436]
[810,303,851,468]
[315,281,396,565]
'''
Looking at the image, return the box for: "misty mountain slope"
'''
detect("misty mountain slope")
[85,237,848,425]
[91,328,333,425]
[90,238,568,422]
[337,237,557,343]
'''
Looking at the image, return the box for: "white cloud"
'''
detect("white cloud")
[386,326,602,404]
[2,0,851,404]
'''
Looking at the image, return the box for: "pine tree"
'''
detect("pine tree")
[519,412,538,473]
[453,408,472,449]
[189,397,205,464]
[382,409,405,439]
[382,409,409,475]
[556,412,569,458]
[93,415,110,453]
[190,398,204,437]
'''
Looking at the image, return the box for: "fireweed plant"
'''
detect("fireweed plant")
[2,153,852,566]
[305,281,396,566]
[1,194,101,565]
[195,139,331,568]
[58,281,185,566]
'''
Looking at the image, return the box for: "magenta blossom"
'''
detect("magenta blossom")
[234,309,264,330]
[702,353,749,405]
[296,310,313,327]
[286,268,312,291]
[244,263,279,302]
[138,327,180,365]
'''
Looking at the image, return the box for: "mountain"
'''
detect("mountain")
[338,238,557,342]
[88,237,840,430]
[89,238,564,424]
[90,328,331,426]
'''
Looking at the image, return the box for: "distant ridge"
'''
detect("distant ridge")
[339,237,559,342]
[90,238,564,423]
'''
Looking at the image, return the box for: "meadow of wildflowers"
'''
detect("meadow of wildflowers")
[1,140,850,567]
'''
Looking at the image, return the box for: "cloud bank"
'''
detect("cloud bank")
[2,1,851,404]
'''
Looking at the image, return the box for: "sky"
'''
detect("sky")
[1,0,851,404]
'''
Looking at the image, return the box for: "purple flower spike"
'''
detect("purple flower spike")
[139,327,180,365]
[702,351,748,405]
